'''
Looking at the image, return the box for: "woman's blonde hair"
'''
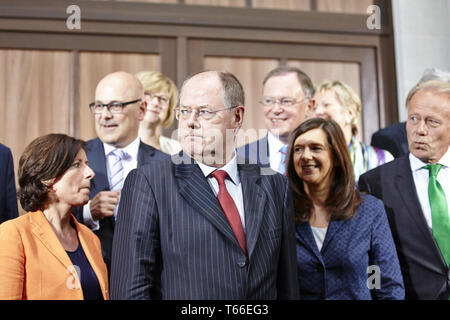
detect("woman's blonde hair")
[315,80,362,136]
[135,71,179,128]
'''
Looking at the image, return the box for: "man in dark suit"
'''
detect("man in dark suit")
[111,71,299,299]
[74,71,168,273]
[0,143,18,223]
[359,79,450,299]
[371,121,408,158]
[237,66,315,174]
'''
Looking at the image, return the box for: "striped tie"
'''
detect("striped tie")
[109,149,129,217]
[278,145,288,175]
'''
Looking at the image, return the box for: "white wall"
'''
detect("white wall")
[392,0,450,121]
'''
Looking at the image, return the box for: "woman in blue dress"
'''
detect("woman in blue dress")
[286,117,404,300]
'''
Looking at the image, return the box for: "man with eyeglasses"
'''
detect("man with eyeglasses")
[74,71,168,275]
[110,70,299,300]
[237,66,315,175]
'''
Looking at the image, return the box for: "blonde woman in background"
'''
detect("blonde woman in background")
[136,71,182,155]
[313,80,393,182]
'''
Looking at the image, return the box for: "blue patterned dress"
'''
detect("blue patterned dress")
[296,194,405,300]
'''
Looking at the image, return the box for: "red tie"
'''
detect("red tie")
[211,170,247,256]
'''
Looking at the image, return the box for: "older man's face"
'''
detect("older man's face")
[263,73,312,142]
[406,89,450,163]
[177,72,243,167]
[94,74,145,148]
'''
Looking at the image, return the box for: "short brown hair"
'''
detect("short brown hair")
[263,66,315,99]
[17,134,85,212]
[286,118,361,223]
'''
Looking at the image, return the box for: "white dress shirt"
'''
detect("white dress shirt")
[410,147,450,230]
[267,131,288,174]
[197,152,246,228]
[83,137,141,230]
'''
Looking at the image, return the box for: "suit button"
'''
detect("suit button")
[238,261,247,268]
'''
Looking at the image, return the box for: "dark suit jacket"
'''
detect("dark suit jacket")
[0,143,18,224]
[359,156,450,299]
[371,122,408,158]
[110,152,299,299]
[296,194,404,300]
[236,135,269,167]
[73,138,168,273]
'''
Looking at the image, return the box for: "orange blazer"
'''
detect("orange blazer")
[0,210,109,300]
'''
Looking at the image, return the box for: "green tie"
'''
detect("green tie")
[424,164,450,268]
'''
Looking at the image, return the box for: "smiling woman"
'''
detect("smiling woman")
[136,70,182,155]
[286,118,405,300]
[0,134,109,300]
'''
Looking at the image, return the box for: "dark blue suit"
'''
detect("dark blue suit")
[236,135,270,167]
[371,122,408,158]
[110,152,299,299]
[73,138,168,273]
[296,194,404,300]
[0,143,18,223]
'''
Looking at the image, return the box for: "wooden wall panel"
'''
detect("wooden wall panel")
[252,0,310,11]
[77,52,160,142]
[317,0,373,14]
[185,0,246,7]
[0,49,72,215]
[287,60,363,141]
[0,49,72,170]
[95,0,178,3]
[205,57,279,146]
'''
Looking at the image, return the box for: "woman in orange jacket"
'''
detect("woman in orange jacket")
[0,134,108,300]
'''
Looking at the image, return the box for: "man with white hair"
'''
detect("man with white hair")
[360,79,450,299]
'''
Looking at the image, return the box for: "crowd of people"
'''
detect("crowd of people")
[0,65,449,300]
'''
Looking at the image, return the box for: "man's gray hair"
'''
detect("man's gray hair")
[218,71,245,109]
[179,70,245,109]
[406,79,450,108]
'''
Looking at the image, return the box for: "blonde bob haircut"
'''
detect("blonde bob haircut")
[135,71,179,128]
[315,80,362,137]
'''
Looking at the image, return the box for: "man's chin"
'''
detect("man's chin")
[98,134,120,146]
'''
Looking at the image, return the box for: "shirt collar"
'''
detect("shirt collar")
[268,131,287,154]
[103,136,140,160]
[409,147,450,171]
[197,151,240,185]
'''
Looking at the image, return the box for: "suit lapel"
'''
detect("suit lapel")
[394,157,445,264]
[87,138,110,195]
[321,219,346,254]
[137,141,156,166]
[174,153,242,250]
[238,163,266,259]
[29,211,73,270]
[296,221,323,263]
[74,217,108,298]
